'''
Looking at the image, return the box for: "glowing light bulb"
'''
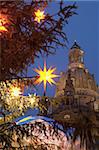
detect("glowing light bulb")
[10,87,22,97]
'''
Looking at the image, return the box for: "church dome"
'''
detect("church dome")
[55,42,99,106]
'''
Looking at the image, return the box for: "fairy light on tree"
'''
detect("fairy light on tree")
[10,86,22,97]
[34,9,45,23]
[0,80,40,123]
[34,62,59,96]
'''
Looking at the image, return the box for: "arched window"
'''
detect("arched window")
[81,56,84,63]
[71,78,75,86]
[88,79,92,89]
[94,103,99,111]
[69,55,74,63]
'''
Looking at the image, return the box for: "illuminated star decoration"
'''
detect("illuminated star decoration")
[0,14,8,32]
[34,62,59,95]
[10,86,22,97]
[34,9,45,23]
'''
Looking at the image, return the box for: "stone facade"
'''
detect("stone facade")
[55,42,99,111]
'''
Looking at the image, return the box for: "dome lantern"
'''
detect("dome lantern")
[68,41,84,70]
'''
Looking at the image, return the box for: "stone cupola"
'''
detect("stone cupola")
[55,41,99,110]
[68,41,84,70]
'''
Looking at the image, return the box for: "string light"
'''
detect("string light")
[10,86,22,97]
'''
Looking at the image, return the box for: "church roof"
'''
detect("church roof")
[71,41,81,49]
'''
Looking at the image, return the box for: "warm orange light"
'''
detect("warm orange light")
[34,62,59,93]
[0,14,8,32]
[0,26,7,32]
[34,9,45,23]
[10,87,22,97]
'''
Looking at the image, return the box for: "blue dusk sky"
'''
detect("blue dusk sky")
[25,1,99,97]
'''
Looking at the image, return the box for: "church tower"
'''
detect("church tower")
[55,41,99,110]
